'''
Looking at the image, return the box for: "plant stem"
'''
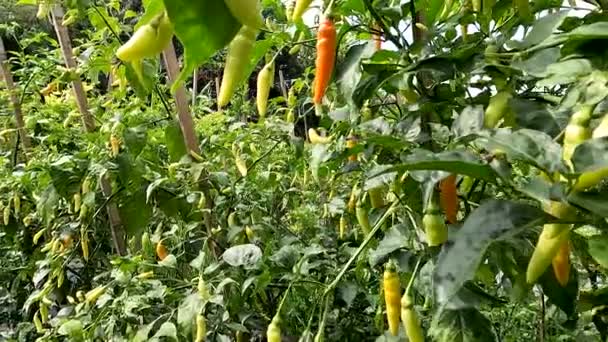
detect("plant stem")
[323,200,399,296]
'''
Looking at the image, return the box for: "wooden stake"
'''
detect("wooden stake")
[51,4,126,256]
[0,37,31,151]
[162,41,200,154]
[50,6,96,132]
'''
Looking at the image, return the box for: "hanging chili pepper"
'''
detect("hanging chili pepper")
[313,17,337,105]
[552,240,570,287]
[563,105,593,165]
[423,195,448,246]
[116,11,173,62]
[401,294,424,342]
[257,60,275,117]
[439,174,458,224]
[224,0,264,28]
[292,0,314,22]
[574,111,607,190]
[384,262,401,336]
[218,26,258,108]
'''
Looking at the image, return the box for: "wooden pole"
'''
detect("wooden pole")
[0,37,31,151]
[162,41,200,154]
[50,6,96,132]
[51,4,126,255]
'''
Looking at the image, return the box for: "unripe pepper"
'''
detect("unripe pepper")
[267,314,281,342]
[313,18,337,105]
[346,135,358,162]
[85,285,106,305]
[195,313,207,341]
[339,215,347,240]
[574,112,608,190]
[3,206,10,225]
[13,193,20,216]
[292,0,314,22]
[423,197,448,246]
[224,0,264,28]
[526,201,572,284]
[552,240,570,287]
[356,205,371,235]
[257,60,275,117]
[439,174,458,224]
[401,294,424,342]
[116,12,173,62]
[286,0,296,21]
[484,91,512,128]
[563,105,593,165]
[218,26,258,108]
[384,263,401,336]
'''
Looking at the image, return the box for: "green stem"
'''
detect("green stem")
[323,200,399,296]
[405,257,423,296]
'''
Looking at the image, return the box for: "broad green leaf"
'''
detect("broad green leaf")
[539,264,579,317]
[165,121,187,163]
[452,106,484,139]
[163,0,241,89]
[368,224,408,267]
[475,129,566,174]
[434,200,546,305]
[58,320,83,337]
[567,22,608,40]
[124,127,148,157]
[567,191,608,218]
[222,244,262,268]
[151,321,177,340]
[337,43,375,105]
[571,137,608,173]
[430,308,497,342]
[514,11,568,49]
[509,98,560,137]
[588,235,608,269]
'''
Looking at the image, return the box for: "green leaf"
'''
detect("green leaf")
[539,264,578,317]
[124,127,148,157]
[515,11,568,49]
[165,121,187,163]
[566,22,608,40]
[567,191,608,218]
[337,43,375,104]
[434,200,546,306]
[430,308,497,342]
[475,129,566,174]
[368,224,408,267]
[119,190,152,237]
[58,320,83,337]
[509,98,560,137]
[588,235,608,269]
[452,106,484,139]
[222,244,262,268]
[163,0,241,89]
[151,321,177,341]
[571,137,608,173]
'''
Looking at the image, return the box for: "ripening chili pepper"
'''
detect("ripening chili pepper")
[575,113,608,190]
[195,313,207,341]
[313,18,337,105]
[257,60,275,117]
[81,230,89,261]
[37,3,50,19]
[552,240,570,287]
[286,0,296,21]
[156,240,169,261]
[74,193,81,213]
[356,205,371,235]
[218,26,258,108]
[116,12,173,62]
[384,263,401,336]
[292,0,314,22]
[33,311,44,332]
[308,128,332,144]
[346,135,358,162]
[484,91,512,128]
[234,154,248,177]
[224,0,264,28]
[423,196,448,246]
[401,294,424,342]
[439,174,458,224]
[3,206,10,225]
[267,314,281,342]
[563,105,593,165]
[526,201,573,284]
[347,185,358,213]
[12,193,20,216]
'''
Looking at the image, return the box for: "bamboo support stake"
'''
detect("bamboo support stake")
[51,4,126,255]
[0,37,31,151]
[162,41,200,154]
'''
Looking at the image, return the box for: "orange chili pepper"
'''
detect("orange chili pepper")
[313,17,337,105]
